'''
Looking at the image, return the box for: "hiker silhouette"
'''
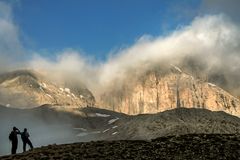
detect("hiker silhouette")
[9,127,20,154]
[21,128,33,152]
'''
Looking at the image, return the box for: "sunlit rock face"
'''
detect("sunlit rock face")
[99,66,240,116]
[0,70,95,108]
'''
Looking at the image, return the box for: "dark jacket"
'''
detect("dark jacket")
[21,131,30,142]
[9,130,20,142]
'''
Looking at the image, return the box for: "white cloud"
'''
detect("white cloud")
[96,14,240,92]
[29,14,240,96]
[0,1,23,71]
[29,49,97,88]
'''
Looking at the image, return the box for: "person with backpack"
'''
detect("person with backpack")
[21,128,33,152]
[9,127,20,154]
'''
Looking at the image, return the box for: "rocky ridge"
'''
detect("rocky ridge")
[0,70,95,108]
[99,107,240,140]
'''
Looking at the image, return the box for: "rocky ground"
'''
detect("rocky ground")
[1,106,240,155]
[101,107,240,140]
[1,134,240,160]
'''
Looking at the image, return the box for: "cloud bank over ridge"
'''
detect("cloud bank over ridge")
[0,2,240,96]
[30,14,240,96]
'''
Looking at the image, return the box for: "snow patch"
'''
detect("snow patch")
[91,131,101,134]
[64,88,71,93]
[73,128,87,131]
[102,128,110,133]
[171,64,182,73]
[76,131,101,137]
[112,132,118,135]
[108,118,119,124]
[71,93,76,98]
[208,83,216,87]
[6,104,10,107]
[96,113,111,117]
[112,126,118,129]
[76,132,89,137]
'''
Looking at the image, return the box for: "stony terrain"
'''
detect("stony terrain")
[0,70,95,108]
[1,105,240,155]
[99,66,240,116]
[1,134,239,160]
[100,107,240,140]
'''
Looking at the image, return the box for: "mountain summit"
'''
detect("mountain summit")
[0,70,95,108]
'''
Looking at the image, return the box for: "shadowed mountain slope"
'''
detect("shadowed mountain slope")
[1,105,240,155]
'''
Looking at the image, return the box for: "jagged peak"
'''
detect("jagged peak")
[0,69,95,108]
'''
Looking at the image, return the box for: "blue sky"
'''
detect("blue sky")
[10,0,201,60]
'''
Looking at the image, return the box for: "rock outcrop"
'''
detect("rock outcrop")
[0,70,95,108]
[99,66,240,116]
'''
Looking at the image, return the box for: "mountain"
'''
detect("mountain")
[1,104,240,155]
[103,107,240,140]
[99,65,240,116]
[0,68,239,117]
[0,70,95,108]
[0,104,125,155]
[1,134,240,160]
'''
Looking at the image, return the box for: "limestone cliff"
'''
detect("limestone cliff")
[99,66,240,116]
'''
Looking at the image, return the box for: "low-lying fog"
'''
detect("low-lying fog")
[0,106,88,155]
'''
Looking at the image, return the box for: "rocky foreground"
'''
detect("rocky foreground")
[1,134,240,160]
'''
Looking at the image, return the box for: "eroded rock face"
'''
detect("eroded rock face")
[99,66,240,116]
[0,70,95,108]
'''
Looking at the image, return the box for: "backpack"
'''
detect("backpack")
[9,132,14,141]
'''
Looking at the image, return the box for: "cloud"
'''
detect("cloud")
[97,14,240,95]
[29,50,97,87]
[1,2,240,97]
[0,1,24,72]
[29,14,240,97]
